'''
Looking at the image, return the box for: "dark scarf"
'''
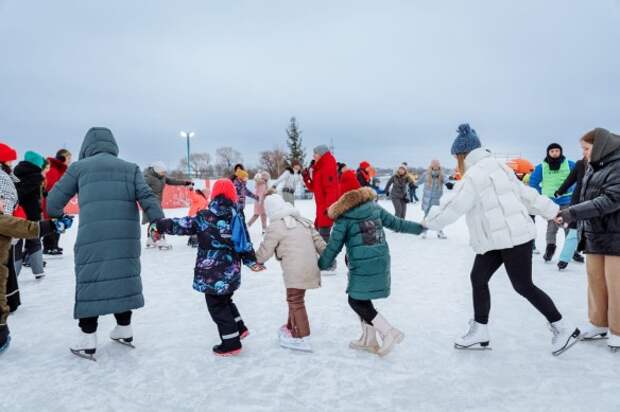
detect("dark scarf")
[545,154,565,171]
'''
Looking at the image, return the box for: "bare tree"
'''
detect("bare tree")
[179,152,214,178]
[215,147,243,177]
[259,148,288,178]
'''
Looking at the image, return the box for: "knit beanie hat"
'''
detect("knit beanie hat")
[340,170,361,194]
[313,145,330,156]
[0,143,17,163]
[359,161,370,170]
[152,161,167,174]
[235,169,249,181]
[546,143,563,155]
[24,151,46,169]
[210,178,238,203]
[451,124,482,155]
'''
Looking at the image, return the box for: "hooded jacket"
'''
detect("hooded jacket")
[303,151,341,228]
[256,195,325,290]
[156,195,257,295]
[42,157,68,219]
[47,127,164,319]
[318,187,423,300]
[569,128,620,255]
[425,148,559,255]
[14,160,44,221]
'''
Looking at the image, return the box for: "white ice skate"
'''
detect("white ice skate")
[421,231,428,239]
[579,323,608,341]
[110,325,135,348]
[372,313,404,357]
[156,237,172,250]
[608,334,620,353]
[455,320,491,350]
[549,320,580,356]
[437,230,447,240]
[349,321,380,354]
[278,326,313,352]
[70,331,97,361]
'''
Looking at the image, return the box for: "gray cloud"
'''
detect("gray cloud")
[1,0,618,170]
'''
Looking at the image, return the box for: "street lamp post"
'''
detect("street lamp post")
[180,131,195,178]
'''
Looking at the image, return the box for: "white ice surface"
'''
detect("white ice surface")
[3,200,619,412]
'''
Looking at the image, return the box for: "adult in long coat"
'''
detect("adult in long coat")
[47,127,164,356]
[556,128,620,352]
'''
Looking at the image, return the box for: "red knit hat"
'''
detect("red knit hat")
[210,178,238,203]
[359,161,370,170]
[0,143,17,163]
[340,170,361,194]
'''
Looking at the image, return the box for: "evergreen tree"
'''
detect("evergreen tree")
[285,117,305,166]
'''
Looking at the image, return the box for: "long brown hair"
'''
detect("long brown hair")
[427,160,444,185]
[581,130,595,144]
[456,154,467,176]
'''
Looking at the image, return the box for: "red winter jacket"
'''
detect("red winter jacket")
[304,151,340,229]
[42,157,67,218]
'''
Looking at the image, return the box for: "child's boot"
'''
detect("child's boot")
[349,321,380,353]
[372,314,404,357]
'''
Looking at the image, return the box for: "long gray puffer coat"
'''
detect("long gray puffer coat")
[47,128,164,319]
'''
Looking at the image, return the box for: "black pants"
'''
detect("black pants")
[348,296,378,325]
[205,293,246,350]
[470,241,562,324]
[42,231,60,250]
[6,246,21,312]
[78,311,132,334]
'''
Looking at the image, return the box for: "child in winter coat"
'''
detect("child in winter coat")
[423,123,580,356]
[0,196,72,355]
[255,194,326,353]
[154,179,264,356]
[187,187,209,248]
[248,171,270,232]
[231,169,257,217]
[318,184,424,357]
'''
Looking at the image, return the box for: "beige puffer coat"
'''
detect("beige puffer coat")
[256,195,326,290]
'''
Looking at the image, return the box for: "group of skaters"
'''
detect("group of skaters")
[1,124,619,361]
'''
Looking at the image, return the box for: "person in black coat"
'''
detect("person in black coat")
[555,128,620,351]
[13,151,47,279]
[554,158,587,269]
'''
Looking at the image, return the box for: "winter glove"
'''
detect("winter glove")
[556,208,576,226]
[53,215,74,233]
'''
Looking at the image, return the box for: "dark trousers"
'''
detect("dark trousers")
[42,231,60,250]
[470,241,562,325]
[205,293,245,350]
[6,246,21,313]
[348,296,378,325]
[392,198,407,219]
[79,311,132,334]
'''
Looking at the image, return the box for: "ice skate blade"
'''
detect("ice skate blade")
[552,329,581,357]
[609,346,619,353]
[70,349,97,362]
[454,342,492,351]
[279,342,314,353]
[213,349,242,357]
[111,338,135,349]
[580,333,608,341]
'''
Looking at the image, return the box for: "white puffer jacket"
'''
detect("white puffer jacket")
[424,148,559,254]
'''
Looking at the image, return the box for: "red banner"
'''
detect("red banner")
[64,180,211,214]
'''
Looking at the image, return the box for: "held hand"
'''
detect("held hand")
[53,215,74,233]
[148,221,160,238]
[250,264,266,272]
[555,208,575,226]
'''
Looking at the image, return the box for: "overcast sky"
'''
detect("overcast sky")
[1,1,619,170]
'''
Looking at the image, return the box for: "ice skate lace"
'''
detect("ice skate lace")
[462,320,477,339]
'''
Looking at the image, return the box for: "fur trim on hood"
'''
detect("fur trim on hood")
[328,187,377,220]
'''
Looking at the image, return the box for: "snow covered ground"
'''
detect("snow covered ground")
[3,200,619,412]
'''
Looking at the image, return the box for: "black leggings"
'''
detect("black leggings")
[471,241,562,324]
[79,311,132,334]
[348,296,378,325]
